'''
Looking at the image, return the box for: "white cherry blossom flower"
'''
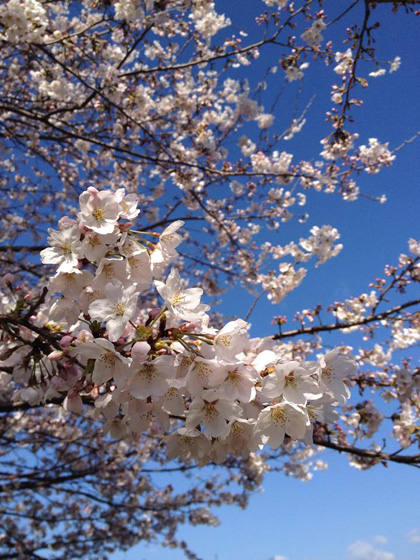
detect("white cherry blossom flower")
[249,349,276,373]
[40,226,83,273]
[262,361,322,405]
[214,319,249,360]
[115,189,140,220]
[48,269,94,300]
[285,62,309,82]
[79,285,106,315]
[155,268,206,322]
[122,399,154,433]
[334,48,354,75]
[301,19,326,45]
[161,387,186,416]
[88,281,139,341]
[76,338,131,385]
[0,0,48,43]
[103,418,129,439]
[49,297,80,328]
[263,0,288,7]
[124,397,170,434]
[127,249,153,291]
[151,220,184,272]
[117,233,144,258]
[358,138,395,174]
[221,419,261,457]
[319,348,357,403]
[186,390,242,439]
[304,395,339,444]
[82,230,120,263]
[369,68,386,78]
[165,428,211,462]
[183,357,222,398]
[389,55,401,73]
[94,257,129,289]
[78,189,121,234]
[210,362,259,403]
[128,355,175,399]
[63,394,83,414]
[254,401,310,449]
[17,386,44,405]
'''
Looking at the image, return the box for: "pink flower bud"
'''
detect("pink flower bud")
[119,221,133,231]
[48,350,64,361]
[60,335,74,348]
[131,341,151,362]
[180,322,198,332]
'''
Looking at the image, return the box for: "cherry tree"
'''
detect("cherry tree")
[0,1,419,558]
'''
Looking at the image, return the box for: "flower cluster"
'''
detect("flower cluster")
[0,0,47,43]
[34,188,357,463]
[301,19,326,46]
[356,138,396,174]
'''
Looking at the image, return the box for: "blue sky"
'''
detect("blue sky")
[115,458,420,560]
[112,3,420,560]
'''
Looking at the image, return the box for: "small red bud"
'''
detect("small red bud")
[119,221,133,231]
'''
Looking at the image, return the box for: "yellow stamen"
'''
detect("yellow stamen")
[93,207,105,221]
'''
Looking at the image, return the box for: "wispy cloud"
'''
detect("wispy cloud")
[373,535,388,546]
[348,539,395,560]
[407,528,420,544]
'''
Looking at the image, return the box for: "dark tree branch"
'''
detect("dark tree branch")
[314,435,420,467]
[274,298,420,340]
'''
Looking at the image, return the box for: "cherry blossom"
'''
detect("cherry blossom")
[78,189,121,234]
[254,402,310,449]
[40,226,83,272]
[88,281,139,341]
[262,361,322,405]
[76,338,131,385]
[128,355,175,400]
[186,391,243,439]
[0,2,419,557]
[155,268,208,323]
[319,349,356,404]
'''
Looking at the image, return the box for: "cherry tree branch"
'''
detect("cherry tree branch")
[314,434,420,467]
[274,298,420,340]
